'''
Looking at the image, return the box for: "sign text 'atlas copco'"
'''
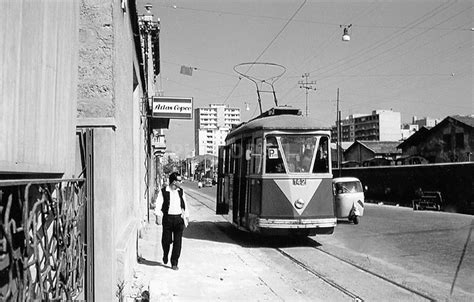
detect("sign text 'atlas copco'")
[152,97,193,119]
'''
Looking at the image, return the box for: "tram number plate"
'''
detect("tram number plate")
[293,178,306,186]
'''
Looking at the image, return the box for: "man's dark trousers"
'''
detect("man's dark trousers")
[162,214,185,266]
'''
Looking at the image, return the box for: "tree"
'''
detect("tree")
[194,158,213,177]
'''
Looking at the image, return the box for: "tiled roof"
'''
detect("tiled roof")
[451,115,474,128]
[397,127,430,149]
[357,141,402,154]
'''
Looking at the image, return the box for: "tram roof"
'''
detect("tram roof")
[227,113,330,139]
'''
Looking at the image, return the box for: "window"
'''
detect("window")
[456,133,464,148]
[264,134,326,174]
[335,181,363,194]
[224,147,230,173]
[280,135,317,173]
[253,137,262,174]
[443,134,451,151]
[265,136,285,173]
[313,136,329,173]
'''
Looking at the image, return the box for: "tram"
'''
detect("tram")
[216,107,336,236]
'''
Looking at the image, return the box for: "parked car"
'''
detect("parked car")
[412,191,443,211]
[203,178,213,187]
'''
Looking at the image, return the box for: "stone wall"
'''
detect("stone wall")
[78,0,115,118]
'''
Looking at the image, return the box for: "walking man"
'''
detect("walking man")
[155,172,189,270]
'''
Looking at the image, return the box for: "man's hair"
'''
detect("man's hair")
[169,172,181,184]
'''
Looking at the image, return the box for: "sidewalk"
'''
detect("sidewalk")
[134,189,331,301]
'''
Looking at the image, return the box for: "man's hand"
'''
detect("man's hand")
[155,213,163,225]
[183,217,189,228]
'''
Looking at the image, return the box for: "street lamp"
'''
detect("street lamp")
[341,24,352,42]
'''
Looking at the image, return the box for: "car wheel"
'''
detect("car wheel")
[352,216,359,224]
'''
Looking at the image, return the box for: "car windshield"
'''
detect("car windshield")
[265,134,329,174]
[335,181,363,193]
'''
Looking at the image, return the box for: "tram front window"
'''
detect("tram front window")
[265,136,286,173]
[280,135,317,173]
[265,135,329,174]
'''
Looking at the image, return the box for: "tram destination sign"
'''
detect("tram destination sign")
[152,97,193,119]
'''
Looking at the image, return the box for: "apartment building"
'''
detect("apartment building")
[194,104,241,156]
[332,110,402,142]
[412,116,441,128]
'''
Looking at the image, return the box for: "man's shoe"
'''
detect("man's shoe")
[162,257,168,265]
[171,265,179,271]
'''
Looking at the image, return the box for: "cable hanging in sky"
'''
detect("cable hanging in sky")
[223,0,307,104]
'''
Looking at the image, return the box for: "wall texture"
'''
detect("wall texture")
[340,162,474,214]
[78,0,115,118]
[78,0,147,300]
[0,0,79,176]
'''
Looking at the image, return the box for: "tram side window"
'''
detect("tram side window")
[265,136,285,173]
[229,143,235,173]
[234,140,241,175]
[253,137,262,174]
[313,136,329,173]
[224,146,230,173]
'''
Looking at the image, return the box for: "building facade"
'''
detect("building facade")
[344,141,402,166]
[354,110,401,141]
[401,124,419,140]
[332,110,401,142]
[398,115,474,163]
[0,1,160,300]
[194,104,241,156]
[412,116,441,128]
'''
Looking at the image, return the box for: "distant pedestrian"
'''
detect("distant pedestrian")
[154,172,189,270]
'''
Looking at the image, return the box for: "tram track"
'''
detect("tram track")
[277,248,364,301]
[277,245,435,302]
[185,186,436,301]
[309,245,436,301]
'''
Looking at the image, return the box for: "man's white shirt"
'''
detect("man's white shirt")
[154,186,189,219]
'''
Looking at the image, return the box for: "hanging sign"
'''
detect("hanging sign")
[152,97,193,119]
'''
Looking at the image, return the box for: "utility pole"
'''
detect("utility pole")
[336,88,342,177]
[298,73,317,116]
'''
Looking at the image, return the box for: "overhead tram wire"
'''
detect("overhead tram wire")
[297,2,381,73]
[308,1,456,77]
[156,3,469,32]
[315,4,468,83]
[363,21,473,97]
[315,6,470,94]
[294,9,472,97]
[162,60,240,79]
[307,1,456,78]
[313,4,467,93]
[223,0,307,105]
[279,2,381,106]
[314,15,472,119]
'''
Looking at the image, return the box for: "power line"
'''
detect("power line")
[298,73,317,116]
[162,60,239,78]
[223,0,307,104]
[279,2,381,105]
[318,4,468,80]
[308,1,456,77]
[155,3,470,31]
[316,6,470,92]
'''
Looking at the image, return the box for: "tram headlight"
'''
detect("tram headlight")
[294,198,305,209]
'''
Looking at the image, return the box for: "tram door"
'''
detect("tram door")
[216,146,228,214]
[239,138,252,226]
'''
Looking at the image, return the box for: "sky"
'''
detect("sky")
[138,0,473,158]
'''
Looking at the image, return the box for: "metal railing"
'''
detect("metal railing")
[0,178,86,301]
